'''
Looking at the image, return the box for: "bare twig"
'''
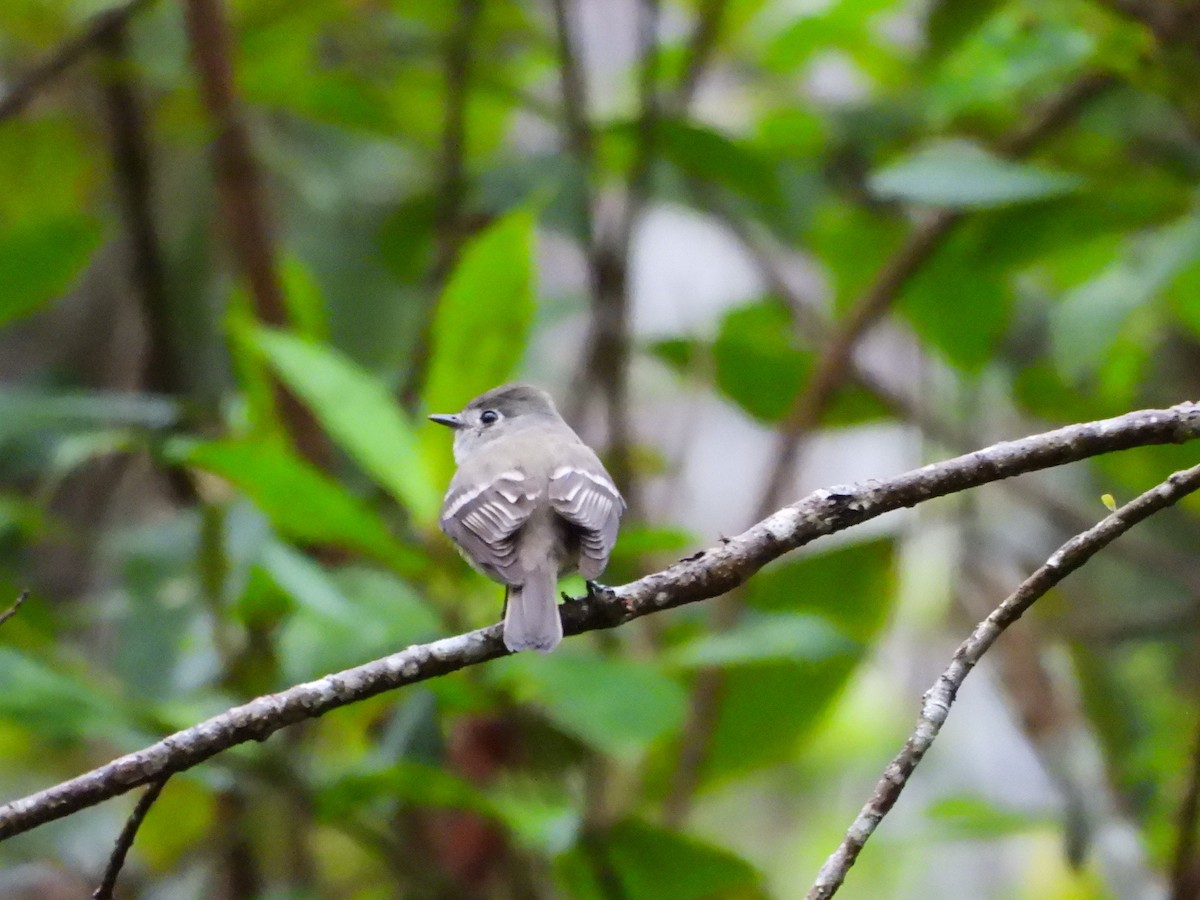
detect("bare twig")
[807,462,1200,899]
[92,775,169,899]
[0,404,1199,841]
[0,0,155,122]
[0,592,27,629]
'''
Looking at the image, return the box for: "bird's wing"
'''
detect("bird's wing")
[440,470,538,584]
[548,453,624,579]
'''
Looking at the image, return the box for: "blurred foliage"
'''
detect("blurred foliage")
[1,0,1200,898]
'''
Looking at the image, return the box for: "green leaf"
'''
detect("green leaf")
[0,389,179,438]
[489,653,688,759]
[420,208,537,480]
[669,613,856,668]
[655,119,782,210]
[926,794,1046,839]
[869,139,1082,208]
[898,227,1012,371]
[1052,211,1200,382]
[702,540,895,782]
[0,649,131,744]
[271,549,442,681]
[713,301,890,424]
[169,438,417,570]
[713,301,805,422]
[559,819,762,900]
[253,327,440,525]
[925,0,1004,63]
[278,254,330,341]
[377,193,438,282]
[315,760,493,821]
[0,216,102,326]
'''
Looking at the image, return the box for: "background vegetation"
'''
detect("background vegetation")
[1,0,1200,897]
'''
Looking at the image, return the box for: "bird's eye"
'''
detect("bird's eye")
[480,409,500,425]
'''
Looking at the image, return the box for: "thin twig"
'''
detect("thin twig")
[0,592,28,629]
[1,403,1199,841]
[92,775,169,900]
[807,463,1200,899]
[0,0,156,122]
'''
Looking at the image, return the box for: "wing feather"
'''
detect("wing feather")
[549,462,624,579]
[440,471,537,584]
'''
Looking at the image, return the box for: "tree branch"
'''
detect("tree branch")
[664,70,1118,825]
[806,461,1200,900]
[1,404,1199,841]
[0,0,155,122]
[0,592,27,629]
[92,775,169,900]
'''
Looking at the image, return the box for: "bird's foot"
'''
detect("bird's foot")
[561,581,615,604]
[585,580,614,602]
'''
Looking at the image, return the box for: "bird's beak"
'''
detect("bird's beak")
[428,413,463,429]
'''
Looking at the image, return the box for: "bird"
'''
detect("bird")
[429,383,625,652]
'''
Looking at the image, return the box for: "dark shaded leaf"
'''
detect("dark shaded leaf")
[0,217,102,326]
[489,652,688,759]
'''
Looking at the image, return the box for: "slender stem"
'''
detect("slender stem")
[0,0,156,122]
[92,776,169,900]
[807,463,1200,899]
[0,592,28,629]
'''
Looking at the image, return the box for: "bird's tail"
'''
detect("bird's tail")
[504,567,562,653]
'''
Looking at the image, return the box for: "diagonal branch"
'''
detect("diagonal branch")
[0,0,156,122]
[92,775,170,900]
[807,460,1200,899]
[1,403,1199,841]
[0,592,27,629]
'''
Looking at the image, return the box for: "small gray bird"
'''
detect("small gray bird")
[430,383,625,652]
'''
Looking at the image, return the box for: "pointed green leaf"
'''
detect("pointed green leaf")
[0,216,102,326]
[421,208,537,480]
[253,328,440,525]
[490,653,688,759]
[558,819,762,900]
[870,139,1082,208]
[169,438,418,571]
